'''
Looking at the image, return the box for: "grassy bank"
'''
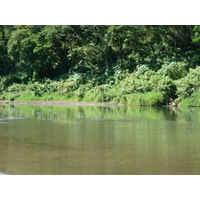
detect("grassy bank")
[0,89,166,106]
[1,65,200,107]
[8,90,200,107]
[179,91,200,107]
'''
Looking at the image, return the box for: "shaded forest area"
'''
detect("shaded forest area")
[1,25,200,106]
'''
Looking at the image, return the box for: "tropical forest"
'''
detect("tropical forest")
[1,25,200,106]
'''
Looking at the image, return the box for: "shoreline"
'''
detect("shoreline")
[0,101,124,107]
[2,101,197,107]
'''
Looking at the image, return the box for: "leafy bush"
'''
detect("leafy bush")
[113,68,129,84]
[0,74,21,87]
[119,72,150,95]
[29,82,47,96]
[94,84,113,102]
[7,83,26,93]
[179,90,200,106]
[120,73,136,95]
[135,64,151,75]
[56,74,83,95]
[0,76,7,93]
[82,88,97,102]
[176,66,200,100]
[157,61,188,80]
[155,76,177,101]
[127,91,165,106]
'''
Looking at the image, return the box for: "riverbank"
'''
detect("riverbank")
[0,101,124,106]
[1,66,200,107]
[1,99,199,107]
[0,100,198,107]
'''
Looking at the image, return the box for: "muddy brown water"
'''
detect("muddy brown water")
[0,104,200,175]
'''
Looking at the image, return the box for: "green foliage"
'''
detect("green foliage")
[192,26,200,45]
[179,90,200,106]
[127,91,165,106]
[2,25,200,106]
[119,70,176,103]
[0,25,196,82]
[176,66,200,100]
[157,61,188,80]
[31,82,47,96]
[155,76,177,101]
[135,64,152,75]
[7,83,26,93]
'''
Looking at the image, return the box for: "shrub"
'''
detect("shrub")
[82,88,97,102]
[120,73,136,95]
[176,66,200,100]
[56,74,83,95]
[179,90,200,106]
[127,91,165,106]
[157,61,188,80]
[30,82,47,96]
[135,64,151,75]
[155,76,177,102]
[7,83,27,93]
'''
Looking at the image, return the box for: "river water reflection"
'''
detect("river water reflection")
[0,104,200,175]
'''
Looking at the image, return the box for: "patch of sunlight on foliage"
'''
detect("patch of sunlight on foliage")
[127,91,165,106]
[179,90,200,106]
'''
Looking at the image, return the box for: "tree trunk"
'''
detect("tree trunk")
[104,55,109,70]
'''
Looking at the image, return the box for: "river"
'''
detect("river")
[0,104,200,175]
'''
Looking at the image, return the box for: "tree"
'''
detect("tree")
[0,25,14,75]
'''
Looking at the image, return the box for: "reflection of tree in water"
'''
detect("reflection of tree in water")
[163,107,178,121]
[2,104,200,124]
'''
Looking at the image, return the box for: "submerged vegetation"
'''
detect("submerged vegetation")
[1,25,200,106]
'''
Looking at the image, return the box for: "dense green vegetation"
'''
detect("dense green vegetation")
[1,25,200,106]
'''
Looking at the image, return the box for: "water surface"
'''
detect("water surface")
[0,105,200,175]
